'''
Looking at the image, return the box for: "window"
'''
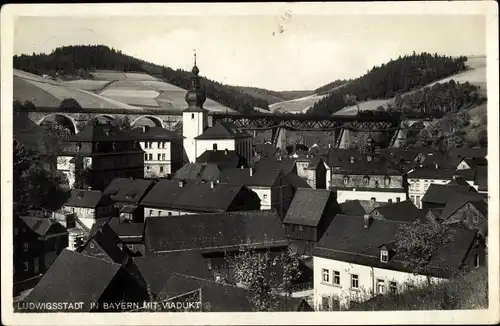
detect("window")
[472,214,480,224]
[374,181,380,188]
[144,154,148,161]
[322,296,330,311]
[351,274,359,289]
[389,281,397,295]
[333,271,340,285]
[322,269,330,283]
[384,176,391,187]
[410,196,415,204]
[157,154,161,161]
[363,176,370,186]
[388,199,393,203]
[416,196,421,207]
[160,166,164,173]
[380,249,389,262]
[263,194,268,201]
[168,212,172,216]
[213,143,218,151]
[148,154,153,160]
[162,153,166,160]
[149,210,153,216]
[343,176,349,186]
[191,113,195,119]
[23,243,28,252]
[474,253,480,268]
[24,261,29,271]
[377,279,385,294]
[396,197,401,203]
[298,225,304,232]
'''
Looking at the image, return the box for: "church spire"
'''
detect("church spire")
[184,49,206,110]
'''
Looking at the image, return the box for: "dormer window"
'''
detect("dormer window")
[191,113,195,120]
[374,181,379,188]
[343,176,349,186]
[380,249,389,263]
[363,176,370,186]
[384,176,391,187]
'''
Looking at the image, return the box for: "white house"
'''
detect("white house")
[312,214,485,310]
[407,165,458,208]
[131,126,184,178]
[61,189,115,230]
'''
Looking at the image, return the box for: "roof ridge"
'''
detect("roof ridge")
[68,249,122,267]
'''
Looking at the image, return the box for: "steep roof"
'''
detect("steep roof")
[449,147,487,159]
[195,122,252,140]
[218,168,282,187]
[255,157,297,173]
[474,165,488,191]
[70,122,138,142]
[422,184,479,205]
[285,172,312,190]
[172,163,221,182]
[439,195,488,222]
[80,223,129,265]
[24,250,121,311]
[19,216,67,236]
[108,219,145,243]
[284,189,333,226]
[196,150,248,170]
[145,210,287,254]
[140,179,245,212]
[455,168,477,181]
[407,166,457,179]
[370,201,425,223]
[103,178,155,204]
[64,189,109,208]
[331,157,402,176]
[314,215,478,277]
[340,200,389,215]
[133,251,213,296]
[130,126,183,141]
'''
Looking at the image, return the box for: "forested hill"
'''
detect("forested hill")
[13,45,271,113]
[233,86,315,105]
[308,53,469,116]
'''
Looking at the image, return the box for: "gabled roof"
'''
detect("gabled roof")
[462,157,488,169]
[284,189,333,226]
[108,219,145,243]
[370,201,425,223]
[455,168,477,182]
[24,250,121,311]
[196,150,248,170]
[103,178,155,204]
[255,157,297,173]
[195,122,252,140]
[80,223,129,265]
[285,172,312,190]
[172,163,220,182]
[439,195,488,222]
[422,184,479,205]
[340,200,389,215]
[133,251,213,296]
[18,216,67,237]
[145,210,287,254]
[218,168,282,187]
[326,148,363,167]
[407,166,457,180]
[331,157,402,176]
[69,122,138,142]
[449,147,487,159]
[64,189,110,208]
[140,179,245,212]
[314,215,478,277]
[130,126,184,141]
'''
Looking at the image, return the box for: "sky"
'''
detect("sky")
[14,14,485,91]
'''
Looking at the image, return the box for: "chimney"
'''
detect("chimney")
[364,214,372,228]
[250,168,253,177]
[435,163,439,169]
[370,197,376,204]
[350,157,355,163]
[224,149,229,155]
[178,180,184,188]
[210,180,215,188]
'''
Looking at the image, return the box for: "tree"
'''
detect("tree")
[59,98,82,112]
[225,239,302,312]
[74,165,92,189]
[40,120,72,157]
[395,221,456,280]
[118,116,132,132]
[13,140,70,214]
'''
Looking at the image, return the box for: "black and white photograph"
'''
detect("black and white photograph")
[1,2,498,325]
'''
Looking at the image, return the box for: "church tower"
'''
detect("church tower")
[183,51,208,163]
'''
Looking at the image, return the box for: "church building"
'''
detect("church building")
[182,55,253,164]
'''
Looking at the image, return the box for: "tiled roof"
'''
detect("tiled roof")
[449,147,487,159]
[196,150,248,170]
[370,201,425,223]
[314,215,478,277]
[284,189,334,226]
[108,219,145,243]
[326,148,363,167]
[103,178,155,204]
[130,126,184,141]
[140,179,246,212]
[145,210,287,254]
[172,163,221,182]
[455,169,477,181]
[331,157,402,176]
[340,200,367,215]
[422,184,479,205]
[254,157,297,173]
[439,195,488,222]
[407,166,457,179]
[462,157,488,168]
[133,251,213,296]
[195,122,252,140]
[80,223,129,265]
[218,168,282,187]
[285,172,312,190]
[474,165,488,191]
[70,122,138,142]
[18,216,66,236]
[24,249,121,311]
[64,189,110,208]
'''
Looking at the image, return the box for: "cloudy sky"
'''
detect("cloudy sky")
[14,13,485,90]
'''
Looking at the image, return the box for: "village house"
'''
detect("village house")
[182,60,253,164]
[196,149,248,170]
[21,249,149,312]
[339,199,390,216]
[131,126,184,178]
[283,188,339,256]
[61,189,115,230]
[108,219,146,256]
[13,214,68,295]
[217,167,310,217]
[255,156,298,174]
[421,183,480,212]
[312,214,485,310]
[57,122,144,190]
[51,211,86,251]
[103,178,155,223]
[369,200,426,223]
[330,139,407,204]
[254,143,279,158]
[140,179,260,218]
[144,210,288,284]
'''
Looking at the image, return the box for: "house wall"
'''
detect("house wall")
[444,203,487,233]
[296,161,309,180]
[313,256,444,310]
[235,138,254,165]
[271,175,295,216]
[331,174,404,189]
[57,156,76,188]
[336,189,407,204]
[457,160,472,170]
[64,205,114,230]
[408,177,450,209]
[249,187,272,210]
[285,224,317,242]
[141,140,172,178]
[143,207,197,218]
